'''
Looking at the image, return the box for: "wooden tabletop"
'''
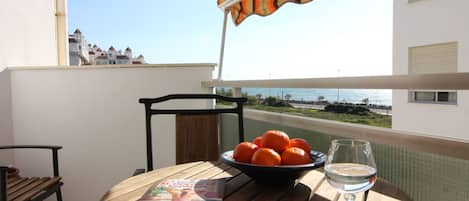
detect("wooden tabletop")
[101,161,401,201]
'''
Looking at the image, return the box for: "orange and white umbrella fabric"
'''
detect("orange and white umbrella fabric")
[216,0,314,79]
[218,0,313,26]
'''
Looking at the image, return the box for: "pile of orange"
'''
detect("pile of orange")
[233,130,312,166]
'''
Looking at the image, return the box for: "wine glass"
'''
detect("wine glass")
[325,139,377,201]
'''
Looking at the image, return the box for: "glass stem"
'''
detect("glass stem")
[344,193,356,201]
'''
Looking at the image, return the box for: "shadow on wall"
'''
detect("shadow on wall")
[0,68,14,164]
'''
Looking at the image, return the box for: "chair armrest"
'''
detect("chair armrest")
[0,145,62,177]
[0,145,62,150]
[133,168,146,176]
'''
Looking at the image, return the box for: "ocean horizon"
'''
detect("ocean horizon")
[242,88,392,106]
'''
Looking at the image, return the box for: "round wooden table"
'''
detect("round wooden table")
[101,161,407,201]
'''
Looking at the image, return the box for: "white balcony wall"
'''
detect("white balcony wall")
[392,0,469,140]
[0,69,14,163]
[7,64,214,201]
[0,0,60,70]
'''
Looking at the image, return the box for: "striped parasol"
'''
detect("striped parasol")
[216,0,314,79]
[218,0,313,26]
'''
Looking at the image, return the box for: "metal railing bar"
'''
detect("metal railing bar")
[202,72,469,90]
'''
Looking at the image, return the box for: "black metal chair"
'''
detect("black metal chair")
[135,94,247,174]
[0,145,63,201]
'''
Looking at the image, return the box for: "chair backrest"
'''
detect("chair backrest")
[139,94,247,171]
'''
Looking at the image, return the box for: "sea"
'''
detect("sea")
[242,88,392,106]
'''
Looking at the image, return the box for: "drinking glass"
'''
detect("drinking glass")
[325,139,377,201]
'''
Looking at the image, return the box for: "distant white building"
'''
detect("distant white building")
[69,29,146,66]
[69,29,89,66]
[392,0,469,140]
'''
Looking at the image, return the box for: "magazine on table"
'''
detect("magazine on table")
[138,179,224,201]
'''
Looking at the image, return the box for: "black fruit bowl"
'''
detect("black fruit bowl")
[221,150,326,184]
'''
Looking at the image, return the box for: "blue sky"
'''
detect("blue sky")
[68,0,392,80]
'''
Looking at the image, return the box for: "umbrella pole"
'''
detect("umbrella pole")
[217,9,229,80]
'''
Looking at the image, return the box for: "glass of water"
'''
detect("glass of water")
[325,139,377,201]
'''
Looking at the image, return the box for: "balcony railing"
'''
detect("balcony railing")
[220,110,469,201]
[205,72,469,201]
[203,72,469,90]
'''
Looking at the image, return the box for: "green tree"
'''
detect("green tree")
[285,94,292,102]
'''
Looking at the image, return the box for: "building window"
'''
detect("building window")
[409,91,457,104]
[415,91,435,102]
[408,42,458,104]
[437,92,449,102]
[409,42,458,74]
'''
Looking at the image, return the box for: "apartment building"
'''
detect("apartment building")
[69,29,146,66]
[392,0,469,140]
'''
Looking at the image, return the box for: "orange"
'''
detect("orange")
[233,142,258,163]
[289,138,312,154]
[281,147,311,165]
[261,130,290,153]
[252,136,263,147]
[251,148,282,166]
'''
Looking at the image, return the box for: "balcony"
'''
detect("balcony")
[1,65,469,201]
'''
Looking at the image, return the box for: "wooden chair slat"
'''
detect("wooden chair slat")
[176,114,220,164]
[8,178,46,201]
[7,177,20,184]
[12,177,61,201]
[7,178,27,189]
[0,145,63,201]
[7,178,39,197]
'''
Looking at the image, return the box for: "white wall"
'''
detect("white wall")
[0,69,14,164]
[0,0,59,70]
[8,65,214,201]
[392,0,469,140]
